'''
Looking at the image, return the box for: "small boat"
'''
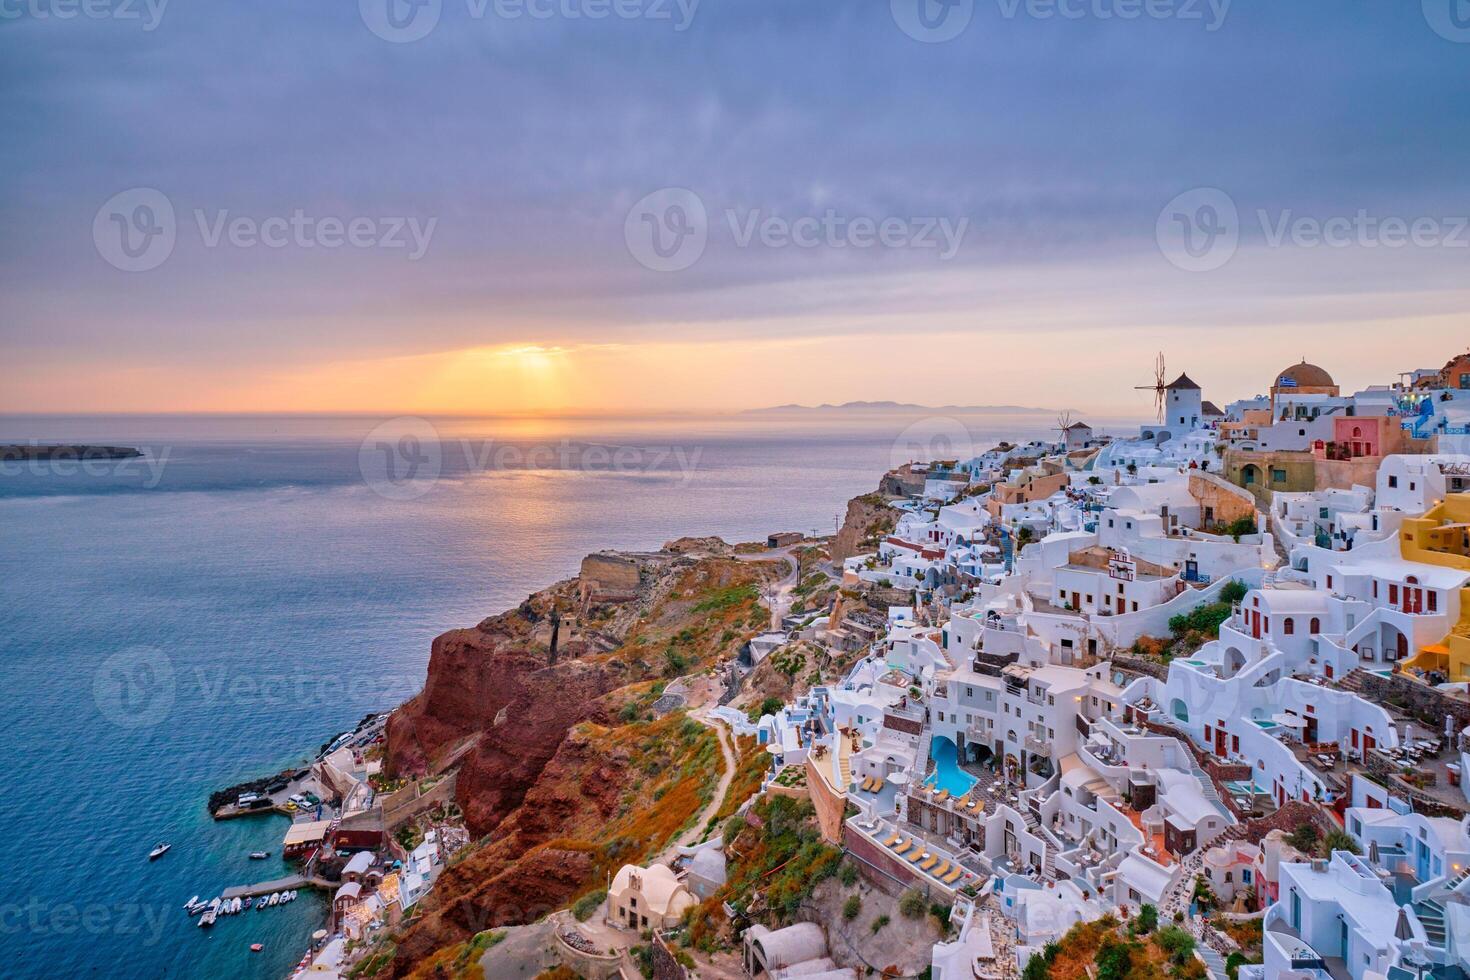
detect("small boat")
[256,900,267,912]
[249,851,270,860]
[267,893,280,907]
[243,897,253,909]
[183,895,199,911]
[230,898,242,914]
[149,843,171,860]
[250,944,264,953]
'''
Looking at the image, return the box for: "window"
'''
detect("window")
[1283,617,1295,635]
[1389,475,1399,488]
[1429,592,1438,612]
[1272,468,1288,483]
[1310,617,1320,634]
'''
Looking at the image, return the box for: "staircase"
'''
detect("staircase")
[1444,865,1470,893]
[1195,941,1229,980]
[1336,668,1369,695]
[1040,842,1057,881]
[1415,898,1448,947]
[1188,762,1234,820]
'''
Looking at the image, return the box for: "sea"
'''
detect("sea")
[0,412,1066,979]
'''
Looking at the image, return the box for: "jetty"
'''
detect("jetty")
[221,874,321,900]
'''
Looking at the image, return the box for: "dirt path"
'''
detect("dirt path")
[738,546,801,629]
[658,710,738,862]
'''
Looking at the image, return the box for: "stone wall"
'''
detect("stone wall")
[1352,669,1470,730]
[651,933,690,980]
[1189,472,1257,527]
[1239,800,1335,845]
[1111,654,1168,681]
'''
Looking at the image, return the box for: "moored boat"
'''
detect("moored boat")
[149,842,171,860]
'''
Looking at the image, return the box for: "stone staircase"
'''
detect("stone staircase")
[1187,761,1234,820]
[1336,668,1369,695]
[1415,897,1448,947]
[1195,941,1229,980]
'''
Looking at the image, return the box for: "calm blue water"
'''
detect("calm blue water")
[0,413,1053,978]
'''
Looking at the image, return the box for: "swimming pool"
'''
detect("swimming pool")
[925,735,979,797]
[1253,720,1278,730]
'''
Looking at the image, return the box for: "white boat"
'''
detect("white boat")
[183,895,199,911]
[267,892,279,906]
[149,842,171,860]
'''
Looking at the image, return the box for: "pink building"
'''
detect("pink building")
[1312,416,1384,460]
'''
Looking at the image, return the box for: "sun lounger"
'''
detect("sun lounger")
[909,850,927,864]
[934,789,950,803]
[860,777,874,792]
[942,866,964,884]
[871,778,885,792]
[882,833,901,847]
[919,855,940,871]
[894,839,915,855]
[931,860,951,878]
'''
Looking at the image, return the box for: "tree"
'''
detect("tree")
[1134,903,1158,934]
[1155,925,1195,965]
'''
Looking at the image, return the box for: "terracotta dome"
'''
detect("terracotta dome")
[1274,360,1335,389]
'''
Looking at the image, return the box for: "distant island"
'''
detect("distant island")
[743,400,1055,415]
[0,444,143,461]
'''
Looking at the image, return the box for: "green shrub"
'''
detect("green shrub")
[1219,579,1248,603]
[1155,925,1195,964]
[898,888,927,919]
[1133,903,1157,934]
[871,914,890,934]
[842,895,861,921]
[571,889,605,922]
[838,861,859,887]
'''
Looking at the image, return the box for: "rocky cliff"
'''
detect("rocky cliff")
[829,486,899,562]
[379,543,773,977]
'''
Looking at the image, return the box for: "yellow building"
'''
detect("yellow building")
[1399,494,1470,681]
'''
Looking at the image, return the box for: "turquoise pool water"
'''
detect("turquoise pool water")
[1225,779,1266,795]
[1253,720,1278,730]
[925,735,978,796]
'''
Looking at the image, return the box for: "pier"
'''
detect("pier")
[220,874,321,900]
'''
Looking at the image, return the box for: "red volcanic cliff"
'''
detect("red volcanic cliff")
[386,605,624,837]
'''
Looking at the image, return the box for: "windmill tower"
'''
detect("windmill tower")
[1054,410,1074,446]
[1134,353,1168,423]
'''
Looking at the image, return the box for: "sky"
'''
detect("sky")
[4,0,1470,416]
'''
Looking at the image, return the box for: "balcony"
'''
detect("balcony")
[1024,734,1051,756]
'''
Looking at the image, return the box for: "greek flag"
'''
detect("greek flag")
[1277,376,1297,388]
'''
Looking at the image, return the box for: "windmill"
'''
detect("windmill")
[1134,352,1168,422]
[1055,410,1074,445]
